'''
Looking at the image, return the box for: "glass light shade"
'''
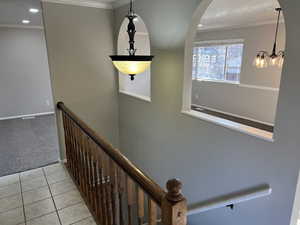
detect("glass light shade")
[110,55,154,76]
[112,61,152,75]
[278,56,284,68]
[259,57,268,68]
[253,56,261,68]
[270,56,279,66]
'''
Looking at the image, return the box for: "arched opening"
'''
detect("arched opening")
[118,15,151,102]
[182,0,286,141]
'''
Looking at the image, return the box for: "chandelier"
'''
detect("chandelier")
[110,0,154,80]
[254,8,284,68]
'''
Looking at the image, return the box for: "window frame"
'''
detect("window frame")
[192,39,244,84]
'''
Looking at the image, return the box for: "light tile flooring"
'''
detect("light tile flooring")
[0,163,97,225]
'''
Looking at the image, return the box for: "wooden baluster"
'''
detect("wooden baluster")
[98,150,108,225]
[85,140,91,203]
[118,168,125,225]
[65,115,72,169]
[109,160,118,225]
[74,125,80,184]
[148,198,157,225]
[65,116,73,174]
[138,187,145,225]
[68,117,75,177]
[103,153,113,225]
[70,122,77,182]
[93,160,100,217]
[83,144,90,202]
[162,179,187,225]
[87,145,95,207]
[78,131,85,193]
[62,114,69,167]
[78,129,85,192]
[127,177,135,225]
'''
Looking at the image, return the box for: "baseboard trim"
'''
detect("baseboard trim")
[0,112,55,121]
[0,24,44,29]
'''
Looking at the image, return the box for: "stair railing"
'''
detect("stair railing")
[188,184,272,216]
[57,102,187,225]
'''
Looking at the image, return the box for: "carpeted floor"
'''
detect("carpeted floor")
[0,114,60,177]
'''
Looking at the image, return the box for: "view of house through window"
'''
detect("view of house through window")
[192,42,244,83]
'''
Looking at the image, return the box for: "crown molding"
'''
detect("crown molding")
[42,0,113,9]
[0,24,44,29]
[198,19,285,33]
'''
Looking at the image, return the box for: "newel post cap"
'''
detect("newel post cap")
[166,179,184,202]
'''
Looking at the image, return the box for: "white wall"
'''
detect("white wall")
[192,23,285,124]
[0,27,54,118]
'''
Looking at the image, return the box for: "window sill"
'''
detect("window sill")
[181,110,274,142]
[119,91,151,103]
[192,79,240,85]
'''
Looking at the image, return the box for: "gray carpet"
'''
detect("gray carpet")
[0,114,60,176]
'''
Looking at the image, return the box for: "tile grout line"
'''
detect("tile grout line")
[69,215,93,225]
[42,168,63,225]
[19,173,27,225]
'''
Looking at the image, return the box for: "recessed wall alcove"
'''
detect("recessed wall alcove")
[182,0,286,142]
[118,15,152,102]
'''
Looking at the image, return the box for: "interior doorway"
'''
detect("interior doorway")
[0,0,59,176]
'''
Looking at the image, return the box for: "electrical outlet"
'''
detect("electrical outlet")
[46,100,50,106]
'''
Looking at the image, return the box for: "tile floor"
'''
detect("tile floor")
[0,163,97,225]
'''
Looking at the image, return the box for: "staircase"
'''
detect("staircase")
[57,102,187,225]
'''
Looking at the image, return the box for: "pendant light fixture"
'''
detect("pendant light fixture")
[110,0,154,81]
[254,8,284,68]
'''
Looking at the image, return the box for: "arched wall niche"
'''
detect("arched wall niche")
[117,15,152,102]
[182,0,286,141]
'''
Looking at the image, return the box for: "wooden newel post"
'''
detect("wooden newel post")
[162,179,187,225]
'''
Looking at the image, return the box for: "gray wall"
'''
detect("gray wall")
[0,27,54,118]
[192,81,278,124]
[114,1,300,225]
[191,24,285,124]
[42,2,119,152]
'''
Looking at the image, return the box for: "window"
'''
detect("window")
[192,42,244,83]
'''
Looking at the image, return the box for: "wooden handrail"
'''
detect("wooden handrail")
[57,102,166,205]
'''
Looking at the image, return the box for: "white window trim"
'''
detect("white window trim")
[194,39,244,46]
[119,90,151,102]
[182,109,274,142]
[193,78,240,85]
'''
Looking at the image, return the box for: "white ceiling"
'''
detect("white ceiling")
[0,0,283,29]
[0,0,43,27]
[199,0,283,31]
[0,0,127,27]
